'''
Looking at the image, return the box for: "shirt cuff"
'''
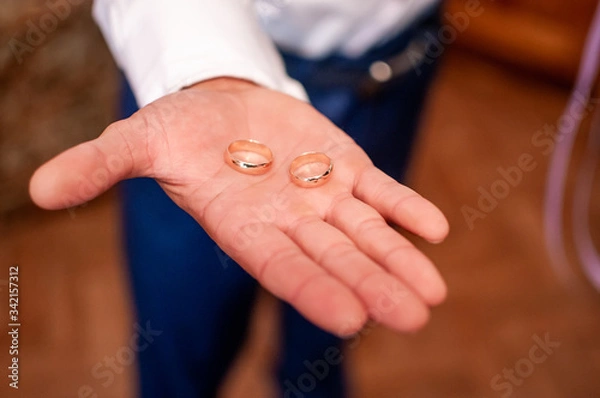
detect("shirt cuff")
[92,0,308,107]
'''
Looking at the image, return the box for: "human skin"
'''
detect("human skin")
[30,77,450,336]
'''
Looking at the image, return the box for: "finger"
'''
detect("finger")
[327,195,447,306]
[29,118,152,210]
[220,222,368,336]
[354,166,449,243]
[286,216,430,332]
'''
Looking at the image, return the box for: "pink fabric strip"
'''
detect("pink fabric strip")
[544,1,600,289]
[573,108,600,289]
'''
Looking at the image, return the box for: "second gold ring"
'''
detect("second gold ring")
[289,152,333,188]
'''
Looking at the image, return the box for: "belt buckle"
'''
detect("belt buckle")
[360,36,431,98]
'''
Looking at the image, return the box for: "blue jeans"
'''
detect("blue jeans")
[120,9,440,398]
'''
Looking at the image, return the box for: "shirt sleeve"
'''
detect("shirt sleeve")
[92,0,308,107]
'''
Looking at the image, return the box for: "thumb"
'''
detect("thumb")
[29,118,152,210]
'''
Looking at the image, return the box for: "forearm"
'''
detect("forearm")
[92,0,307,106]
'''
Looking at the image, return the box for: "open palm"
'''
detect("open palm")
[30,78,449,336]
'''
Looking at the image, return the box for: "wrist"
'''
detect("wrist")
[185,77,259,93]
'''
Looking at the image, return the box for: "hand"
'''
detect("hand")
[30,78,449,336]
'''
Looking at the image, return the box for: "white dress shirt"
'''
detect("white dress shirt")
[92,0,438,107]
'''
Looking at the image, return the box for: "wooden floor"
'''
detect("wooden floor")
[1,48,600,398]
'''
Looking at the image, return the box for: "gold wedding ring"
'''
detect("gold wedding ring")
[289,152,334,188]
[225,139,273,175]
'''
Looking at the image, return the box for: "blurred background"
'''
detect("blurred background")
[1,0,600,397]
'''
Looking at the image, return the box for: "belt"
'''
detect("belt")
[279,5,441,98]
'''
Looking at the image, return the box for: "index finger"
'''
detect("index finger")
[220,222,368,336]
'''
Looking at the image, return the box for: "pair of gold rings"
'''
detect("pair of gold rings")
[224,139,333,188]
